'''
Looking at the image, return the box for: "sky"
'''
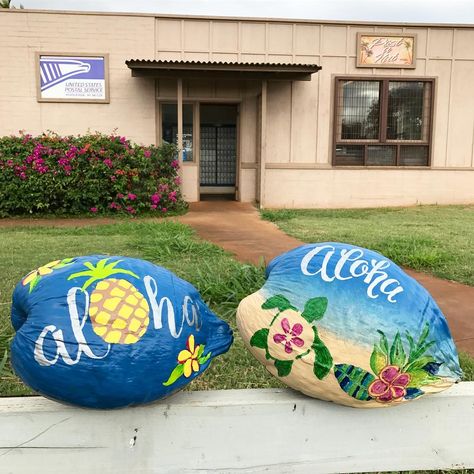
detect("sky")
[12,0,474,24]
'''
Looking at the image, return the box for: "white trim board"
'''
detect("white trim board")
[0,384,473,473]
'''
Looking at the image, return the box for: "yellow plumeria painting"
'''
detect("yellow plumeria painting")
[163,335,212,386]
[22,258,75,293]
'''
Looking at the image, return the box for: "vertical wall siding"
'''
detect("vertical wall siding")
[0,11,473,172]
[155,18,474,169]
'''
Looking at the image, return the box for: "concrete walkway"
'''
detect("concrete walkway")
[179,202,474,356]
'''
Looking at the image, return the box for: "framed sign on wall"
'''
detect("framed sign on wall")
[36,53,109,103]
[356,33,416,69]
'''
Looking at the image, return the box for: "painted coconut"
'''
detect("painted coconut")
[11,255,233,408]
[237,243,462,408]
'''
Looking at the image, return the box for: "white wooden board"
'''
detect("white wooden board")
[0,384,473,473]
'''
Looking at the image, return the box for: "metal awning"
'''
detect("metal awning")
[125,59,321,81]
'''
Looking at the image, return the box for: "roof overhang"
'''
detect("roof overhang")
[125,59,321,81]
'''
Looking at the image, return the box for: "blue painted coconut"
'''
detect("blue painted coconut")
[11,255,233,408]
[237,243,462,408]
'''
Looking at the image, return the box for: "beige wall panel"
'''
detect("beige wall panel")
[454,30,474,59]
[157,79,177,98]
[268,24,293,54]
[267,54,293,63]
[347,26,375,56]
[428,28,454,58]
[42,82,155,144]
[239,168,257,202]
[264,169,474,208]
[294,55,319,64]
[240,96,258,164]
[404,28,428,59]
[401,59,426,75]
[212,21,238,52]
[266,81,292,163]
[374,68,402,75]
[0,98,41,135]
[241,23,266,53]
[156,19,182,51]
[241,81,261,97]
[321,26,347,56]
[1,46,31,98]
[157,51,182,60]
[291,80,318,163]
[182,165,199,202]
[186,79,214,98]
[447,61,474,167]
[211,53,239,62]
[182,52,211,61]
[184,21,210,51]
[427,59,451,167]
[241,53,266,63]
[316,56,346,164]
[294,25,320,55]
[214,81,240,98]
[373,27,404,33]
[346,59,373,74]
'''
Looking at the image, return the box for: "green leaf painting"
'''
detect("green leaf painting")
[274,359,293,377]
[370,344,387,374]
[406,369,439,388]
[162,364,184,386]
[334,364,375,401]
[261,295,293,312]
[301,297,328,323]
[389,332,407,367]
[250,328,269,349]
[311,327,332,380]
[198,352,212,365]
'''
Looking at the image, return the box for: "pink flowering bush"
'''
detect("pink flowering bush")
[0,132,186,216]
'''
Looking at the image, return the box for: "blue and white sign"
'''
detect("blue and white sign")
[38,55,108,102]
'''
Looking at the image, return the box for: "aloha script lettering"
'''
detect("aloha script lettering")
[300,245,404,303]
[34,276,202,366]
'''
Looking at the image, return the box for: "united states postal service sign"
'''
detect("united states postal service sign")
[37,54,109,102]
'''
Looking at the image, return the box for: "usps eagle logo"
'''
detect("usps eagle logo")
[39,57,91,91]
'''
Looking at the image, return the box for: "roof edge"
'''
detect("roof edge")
[1,8,474,29]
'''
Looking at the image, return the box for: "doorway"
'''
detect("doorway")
[199,104,238,200]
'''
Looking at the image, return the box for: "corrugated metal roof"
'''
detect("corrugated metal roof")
[125,59,321,80]
[125,59,320,68]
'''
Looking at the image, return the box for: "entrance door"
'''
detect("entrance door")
[199,104,238,199]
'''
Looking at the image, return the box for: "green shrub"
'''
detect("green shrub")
[0,132,186,216]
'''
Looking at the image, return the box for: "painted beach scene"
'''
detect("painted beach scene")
[237,242,462,408]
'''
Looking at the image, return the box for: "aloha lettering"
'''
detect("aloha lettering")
[34,288,110,366]
[34,276,202,366]
[300,245,404,303]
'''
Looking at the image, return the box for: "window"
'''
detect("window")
[333,78,433,166]
[161,103,194,162]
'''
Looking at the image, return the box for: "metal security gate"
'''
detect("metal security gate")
[200,125,237,192]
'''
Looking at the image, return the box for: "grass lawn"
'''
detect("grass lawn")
[0,221,284,396]
[261,205,474,287]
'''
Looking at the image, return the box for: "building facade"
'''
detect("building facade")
[1,9,474,207]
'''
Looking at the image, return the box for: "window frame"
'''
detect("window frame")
[332,75,435,168]
[158,100,198,164]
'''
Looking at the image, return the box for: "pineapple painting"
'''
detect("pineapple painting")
[68,258,150,344]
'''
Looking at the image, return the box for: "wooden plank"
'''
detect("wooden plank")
[259,80,267,208]
[0,384,473,473]
[177,77,183,167]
